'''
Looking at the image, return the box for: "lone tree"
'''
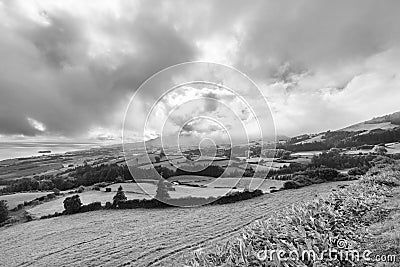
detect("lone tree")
[0,200,9,223]
[160,149,166,159]
[113,185,127,207]
[63,195,82,214]
[374,146,387,155]
[155,179,170,200]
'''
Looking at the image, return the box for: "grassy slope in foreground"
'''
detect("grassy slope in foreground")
[186,163,400,267]
[0,181,352,267]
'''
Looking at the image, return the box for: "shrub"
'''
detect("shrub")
[155,180,170,200]
[292,175,313,186]
[361,170,400,187]
[105,202,112,209]
[25,214,33,222]
[373,145,387,155]
[118,198,167,209]
[77,186,85,193]
[46,193,56,199]
[313,168,340,181]
[0,200,9,223]
[211,190,263,205]
[63,195,82,214]
[98,182,109,188]
[52,188,61,195]
[113,186,127,207]
[348,167,367,176]
[372,155,395,165]
[80,202,102,212]
[283,180,301,189]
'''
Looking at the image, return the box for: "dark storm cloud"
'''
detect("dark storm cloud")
[0,113,40,136]
[202,92,219,112]
[232,0,400,81]
[1,0,400,139]
[180,124,194,134]
[0,1,197,137]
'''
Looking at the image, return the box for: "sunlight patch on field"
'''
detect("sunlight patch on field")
[27,190,151,218]
[386,142,400,154]
[169,176,284,193]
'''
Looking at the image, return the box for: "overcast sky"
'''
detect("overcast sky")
[1,0,400,143]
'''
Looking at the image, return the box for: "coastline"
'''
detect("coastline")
[0,142,102,162]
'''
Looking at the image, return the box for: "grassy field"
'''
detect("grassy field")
[108,181,242,198]
[0,192,52,209]
[386,142,400,154]
[0,181,352,267]
[224,166,245,174]
[126,154,187,167]
[291,150,325,157]
[0,161,64,181]
[28,179,271,218]
[169,176,284,192]
[105,182,156,193]
[27,190,152,218]
[170,186,240,198]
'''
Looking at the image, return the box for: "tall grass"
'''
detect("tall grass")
[186,163,400,267]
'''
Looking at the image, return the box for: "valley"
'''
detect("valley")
[1,111,400,267]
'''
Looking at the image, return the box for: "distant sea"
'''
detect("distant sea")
[0,142,101,161]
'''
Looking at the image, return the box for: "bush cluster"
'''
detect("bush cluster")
[0,200,9,223]
[283,168,349,189]
[311,149,375,169]
[348,167,368,176]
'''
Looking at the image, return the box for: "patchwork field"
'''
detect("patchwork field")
[0,192,52,209]
[291,150,325,157]
[168,176,284,192]
[0,161,64,181]
[0,181,353,267]
[386,142,400,154]
[126,154,187,167]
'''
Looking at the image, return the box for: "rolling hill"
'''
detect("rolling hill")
[340,111,400,132]
[284,111,400,151]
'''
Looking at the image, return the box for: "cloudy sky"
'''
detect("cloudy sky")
[1,0,400,143]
